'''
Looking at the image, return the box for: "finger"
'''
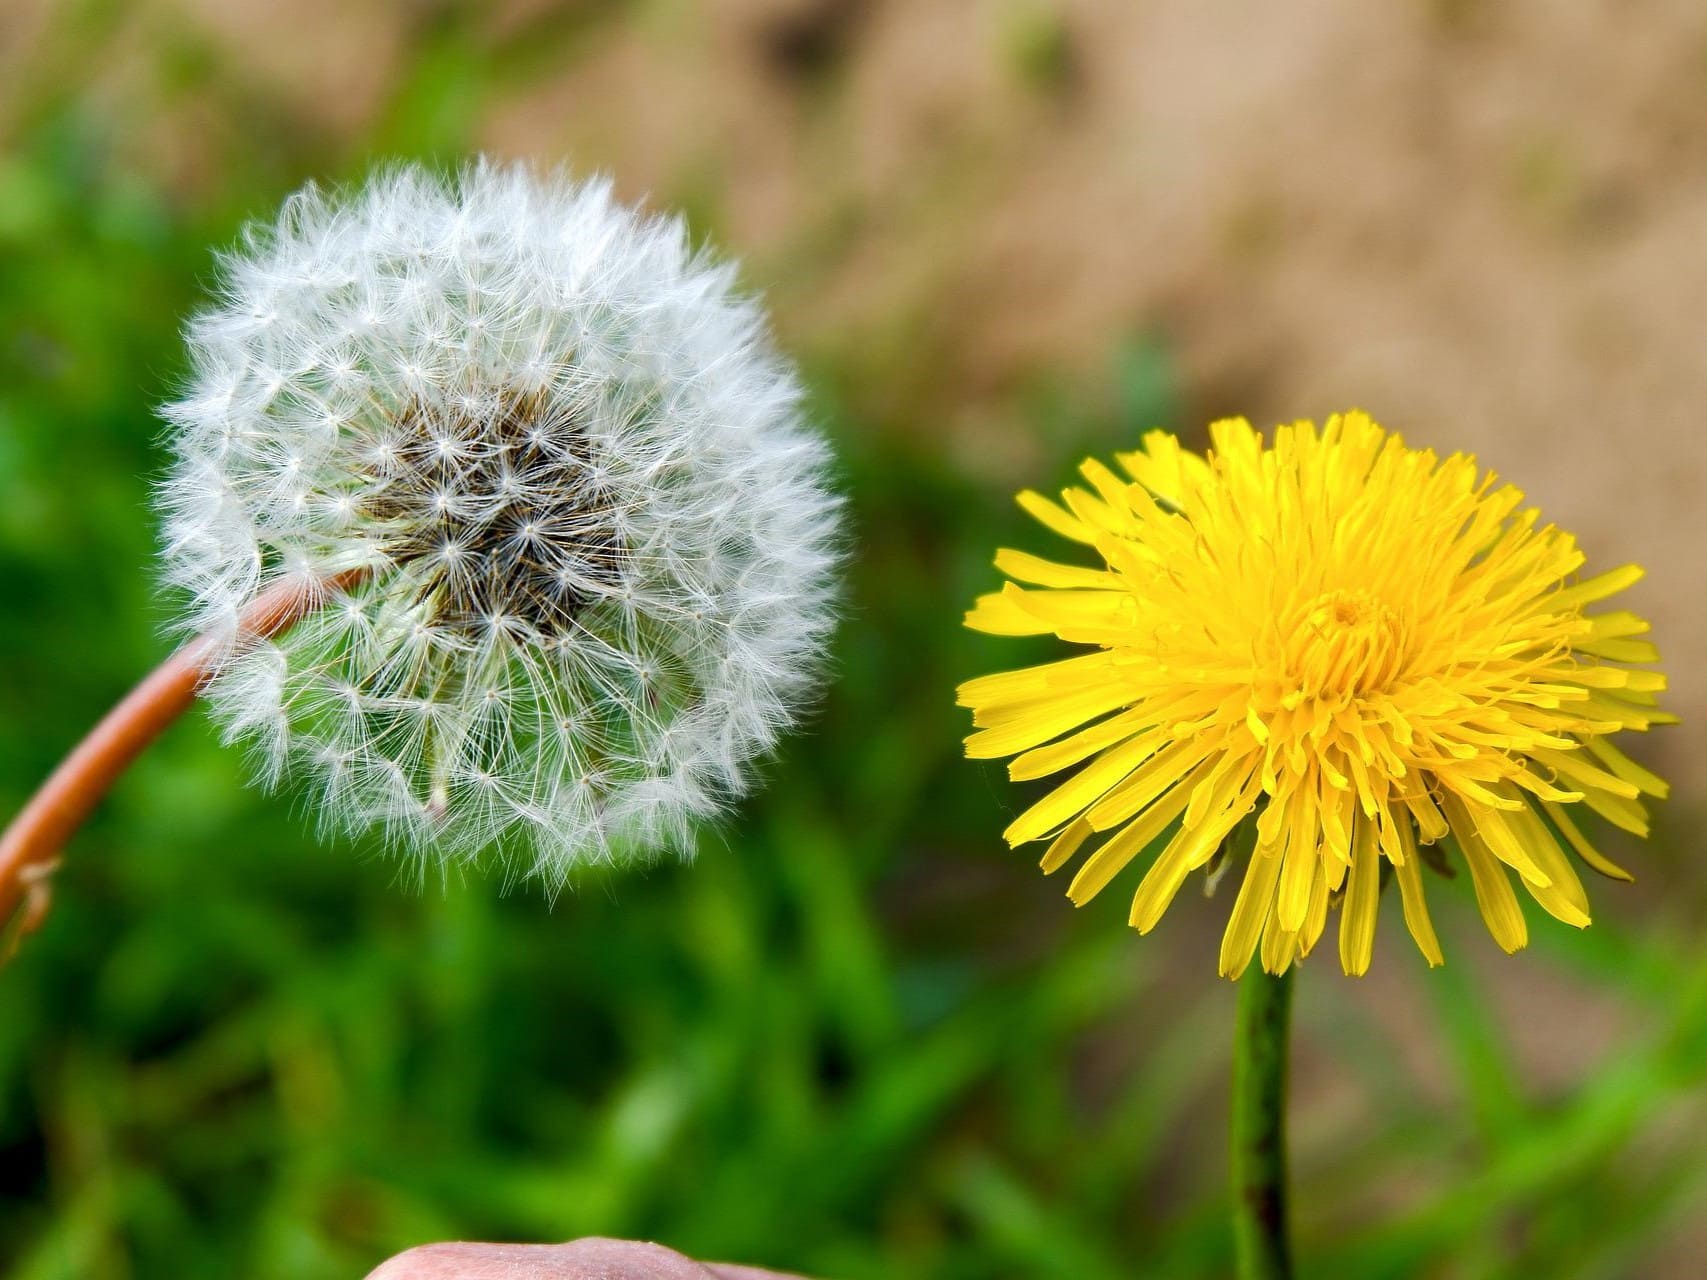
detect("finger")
[366,1239,711,1279]
[364,1238,808,1279]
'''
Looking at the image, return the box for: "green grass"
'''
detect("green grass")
[3,11,1706,1278]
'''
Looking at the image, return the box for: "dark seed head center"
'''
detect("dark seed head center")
[358,387,627,638]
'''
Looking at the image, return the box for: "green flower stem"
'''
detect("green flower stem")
[1232,966,1294,1280]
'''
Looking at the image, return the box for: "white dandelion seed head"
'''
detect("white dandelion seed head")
[156,160,841,881]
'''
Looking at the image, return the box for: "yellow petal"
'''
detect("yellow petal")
[1128,773,1260,929]
[964,587,1051,636]
[1297,860,1332,959]
[1581,736,1669,799]
[1039,817,1094,875]
[1260,894,1300,976]
[1542,800,1634,882]
[993,547,1119,591]
[1393,821,1444,966]
[957,651,1113,708]
[1009,709,1147,781]
[1454,824,1529,954]
[965,684,1134,759]
[1083,737,1218,832]
[1003,732,1172,846]
[1016,488,1096,544]
[1068,773,1197,906]
[1219,847,1284,979]
[1550,563,1644,612]
[1505,801,1590,928]
[1338,814,1381,976]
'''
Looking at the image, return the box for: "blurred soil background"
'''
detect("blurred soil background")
[2,2,1706,1279]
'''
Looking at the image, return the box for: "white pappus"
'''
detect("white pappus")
[156,161,842,882]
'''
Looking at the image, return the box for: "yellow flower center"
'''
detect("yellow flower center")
[1282,589,1407,701]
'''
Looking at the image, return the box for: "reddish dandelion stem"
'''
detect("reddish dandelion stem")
[0,569,367,947]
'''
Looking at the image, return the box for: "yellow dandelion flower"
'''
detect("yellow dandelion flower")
[958,410,1672,977]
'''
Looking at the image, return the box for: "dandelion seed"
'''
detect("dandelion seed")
[959,410,1671,975]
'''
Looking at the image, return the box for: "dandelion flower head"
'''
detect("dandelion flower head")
[959,411,1670,975]
[158,162,840,880]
